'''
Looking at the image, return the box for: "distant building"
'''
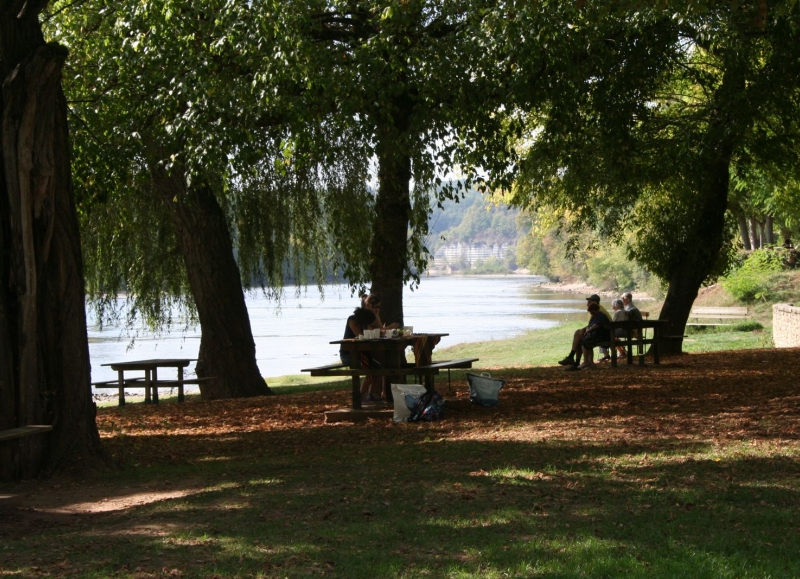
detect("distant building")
[432,241,512,269]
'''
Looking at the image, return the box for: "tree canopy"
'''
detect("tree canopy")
[49,0,375,325]
[498,0,800,347]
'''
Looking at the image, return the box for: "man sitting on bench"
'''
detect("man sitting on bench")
[622,292,642,322]
[558,294,610,370]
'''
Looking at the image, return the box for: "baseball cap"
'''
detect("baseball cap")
[586,294,601,303]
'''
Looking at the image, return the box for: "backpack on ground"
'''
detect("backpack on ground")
[391,383,427,423]
[407,389,445,422]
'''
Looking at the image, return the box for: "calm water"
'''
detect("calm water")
[87,275,590,384]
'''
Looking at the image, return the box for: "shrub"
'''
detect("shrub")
[730,320,764,332]
[721,249,784,302]
[686,320,763,334]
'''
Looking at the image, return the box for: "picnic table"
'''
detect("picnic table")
[97,358,203,406]
[604,319,670,366]
[303,333,478,410]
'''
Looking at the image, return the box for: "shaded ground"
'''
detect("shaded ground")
[2,348,799,578]
[4,347,798,514]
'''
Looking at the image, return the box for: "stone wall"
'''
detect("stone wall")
[773,303,800,348]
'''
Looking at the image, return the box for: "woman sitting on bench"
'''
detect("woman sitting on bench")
[340,307,383,402]
[611,298,628,359]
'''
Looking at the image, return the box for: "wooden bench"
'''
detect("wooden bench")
[301,358,479,409]
[0,425,53,443]
[688,306,749,326]
[411,358,480,388]
[601,319,669,366]
[93,377,215,405]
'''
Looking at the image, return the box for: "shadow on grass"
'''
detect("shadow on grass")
[5,349,799,577]
[2,435,799,578]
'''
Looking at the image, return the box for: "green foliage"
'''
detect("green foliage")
[722,248,786,302]
[515,211,658,293]
[468,256,509,274]
[499,1,800,313]
[48,0,377,329]
[429,188,518,248]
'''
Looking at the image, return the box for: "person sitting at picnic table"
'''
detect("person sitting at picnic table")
[611,298,629,358]
[621,292,643,321]
[576,302,611,370]
[340,307,384,402]
[559,294,611,369]
[364,294,400,332]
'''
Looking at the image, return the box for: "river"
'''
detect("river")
[87,275,591,384]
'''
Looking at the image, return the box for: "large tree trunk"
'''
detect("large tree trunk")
[660,155,731,354]
[0,5,108,480]
[368,97,413,327]
[369,142,411,328]
[659,57,747,355]
[151,168,270,399]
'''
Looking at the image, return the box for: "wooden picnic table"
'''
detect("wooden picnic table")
[605,319,670,366]
[329,333,448,409]
[100,358,196,406]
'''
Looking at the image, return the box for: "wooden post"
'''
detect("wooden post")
[117,369,125,406]
[178,366,185,403]
[152,368,159,404]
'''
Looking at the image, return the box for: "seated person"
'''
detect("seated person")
[611,298,628,358]
[364,294,400,332]
[622,292,643,322]
[559,294,609,369]
[340,307,383,402]
[578,302,611,370]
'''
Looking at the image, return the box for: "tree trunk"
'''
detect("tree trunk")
[0,5,108,480]
[660,156,731,354]
[765,215,774,245]
[748,217,761,249]
[150,167,270,399]
[369,141,411,328]
[735,209,751,250]
[659,54,742,355]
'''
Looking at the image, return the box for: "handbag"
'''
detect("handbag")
[467,372,506,407]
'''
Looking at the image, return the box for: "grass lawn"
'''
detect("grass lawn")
[2,325,798,579]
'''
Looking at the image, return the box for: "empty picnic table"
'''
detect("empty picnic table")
[98,358,197,406]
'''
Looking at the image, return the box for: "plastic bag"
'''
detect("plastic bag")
[391,383,427,422]
[467,372,506,407]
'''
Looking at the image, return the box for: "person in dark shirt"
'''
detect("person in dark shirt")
[340,307,375,366]
[577,302,611,370]
[340,307,383,402]
[622,292,643,322]
[559,294,610,369]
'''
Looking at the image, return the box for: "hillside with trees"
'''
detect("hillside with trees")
[426,187,518,273]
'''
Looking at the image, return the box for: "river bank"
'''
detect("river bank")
[531,279,654,302]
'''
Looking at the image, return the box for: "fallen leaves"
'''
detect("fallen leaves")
[90,348,800,472]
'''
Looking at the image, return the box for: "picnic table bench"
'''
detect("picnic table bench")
[92,377,214,405]
[601,318,669,366]
[688,306,749,326]
[0,425,53,443]
[302,357,478,406]
[96,358,213,406]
